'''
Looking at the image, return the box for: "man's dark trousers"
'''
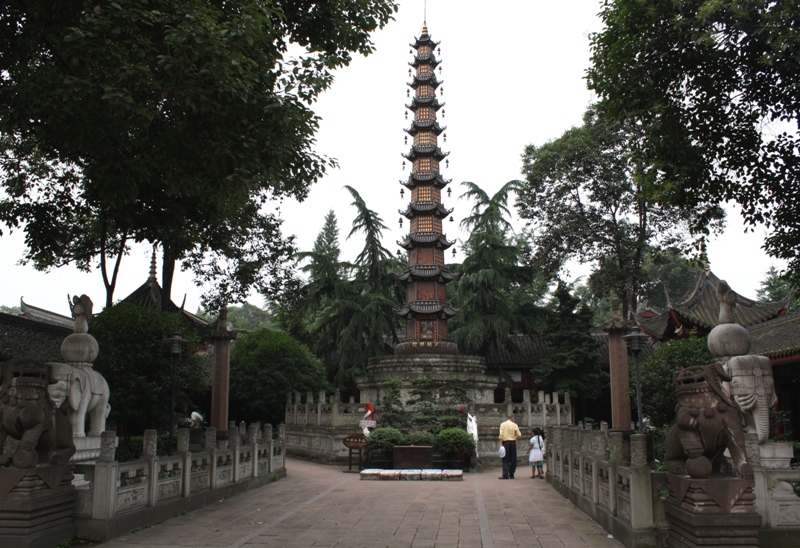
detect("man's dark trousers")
[502,440,517,478]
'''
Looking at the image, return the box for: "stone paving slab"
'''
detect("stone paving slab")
[96,458,623,548]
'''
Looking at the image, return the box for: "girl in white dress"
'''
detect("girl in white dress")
[528,428,545,478]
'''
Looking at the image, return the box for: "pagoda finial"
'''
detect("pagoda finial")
[149,245,158,281]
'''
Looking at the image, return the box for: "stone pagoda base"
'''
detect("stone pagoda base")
[664,473,762,547]
[356,353,497,404]
[0,465,77,548]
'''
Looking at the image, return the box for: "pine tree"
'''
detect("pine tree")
[533,283,605,401]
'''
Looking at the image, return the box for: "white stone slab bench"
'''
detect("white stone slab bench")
[359,469,463,481]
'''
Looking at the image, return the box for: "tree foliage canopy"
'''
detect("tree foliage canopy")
[533,283,605,401]
[0,0,398,308]
[274,190,403,392]
[229,327,327,425]
[517,108,722,317]
[588,0,800,283]
[450,181,546,357]
[636,334,713,428]
[90,302,209,436]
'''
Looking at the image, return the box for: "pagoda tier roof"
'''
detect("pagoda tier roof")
[405,119,445,135]
[635,270,790,341]
[397,265,456,282]
[408,73,441,88]
[400,172,451,189]
[399,201,453,219]
[410,34,440,50]
[406,96,444,110]
[402,146,449,161]
[395,300,456,318]
[397,232,454,250]
[409,54,440,69]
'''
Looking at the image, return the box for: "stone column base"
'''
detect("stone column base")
[665,473,762,547]
[0,465,77,548]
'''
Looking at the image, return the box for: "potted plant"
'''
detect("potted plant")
[365,427,404,468]
[434,428,475,470]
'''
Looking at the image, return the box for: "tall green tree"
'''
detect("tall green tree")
[588,0,800,285]
[636,335,713,428]
[757,266,799,311]
[517,107,722,318]
[533,283,605,402]
[276,189,403,391]
[229,327,327,425]
[451,181,546,356]
[90,302,209,436]
[0,0,398,308]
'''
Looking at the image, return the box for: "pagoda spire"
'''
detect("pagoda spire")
[395,25,458,355]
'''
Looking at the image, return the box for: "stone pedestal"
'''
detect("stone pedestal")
[759,442,793,470]
[665,473,761,547]
[356,354,496,404]
[0,465,77,548]
[71,435,103,463]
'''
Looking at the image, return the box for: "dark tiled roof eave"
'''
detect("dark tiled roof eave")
[748,310,800,360]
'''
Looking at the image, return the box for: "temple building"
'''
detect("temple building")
[395,25,458,355]
[635,270,790,341]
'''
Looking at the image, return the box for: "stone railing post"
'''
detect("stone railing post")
[205,427,218,489]
[229,428,241,482]
[285,393,292,425]
[239,421,246,436]
[143,429,159,507]
[554,392,562,425]
[91,431,119,520]
[629,434,653,530]
[609,431,624,463]
[177,428,192,498]
[278,423,286,440]
[537,391,546,427]
[522,390,531,427]
[504,388,512,417]
[592,429,604,504]
[248,424,259,478]
[264,424,274,473]
[607,431,623,515]
[332,390,341,427]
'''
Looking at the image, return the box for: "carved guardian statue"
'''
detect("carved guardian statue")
[664,362,752,479]
[0,359,75,468]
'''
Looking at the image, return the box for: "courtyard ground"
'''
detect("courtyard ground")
[97,457,623,548]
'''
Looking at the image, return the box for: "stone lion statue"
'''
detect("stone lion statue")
[664,361,752,480]
[0,358,75,469]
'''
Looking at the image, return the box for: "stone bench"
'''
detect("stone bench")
[360,469,463,481]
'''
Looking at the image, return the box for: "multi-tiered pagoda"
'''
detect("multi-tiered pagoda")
[357,24,494,409]
[395,25,458,355]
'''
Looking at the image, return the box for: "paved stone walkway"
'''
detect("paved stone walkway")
[100,458,622,548]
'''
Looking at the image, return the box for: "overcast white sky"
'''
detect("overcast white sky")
[0,0,784,317]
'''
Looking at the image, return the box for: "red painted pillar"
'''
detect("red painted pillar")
[604,300,632,430]
[210,307,237,444]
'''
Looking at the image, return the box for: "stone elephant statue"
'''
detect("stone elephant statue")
[727,354,778,444]
[50,363,110,437]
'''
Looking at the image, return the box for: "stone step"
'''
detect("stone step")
[360,469,463,481]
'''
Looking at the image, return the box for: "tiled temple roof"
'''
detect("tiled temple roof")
[748,311,800,361]
[0,312,70,362]
[19,298,73,329]
[636,270,789,341]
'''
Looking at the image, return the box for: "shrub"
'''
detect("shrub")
[367,427,405,458]
[404,431,436,447]
[435,428,475,459]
